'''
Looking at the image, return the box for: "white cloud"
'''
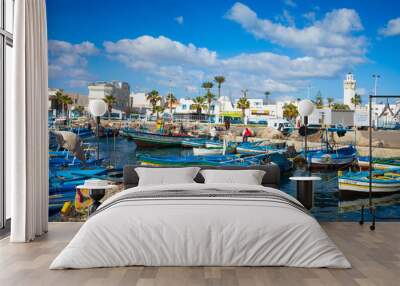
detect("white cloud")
[221,52,364,79]
[225,2,366,57]
[48,40,98,81]
[103,34,366,97]
[175,16,184,25]
[379,17,400,37]
[283,0,296,8]
[104,35,217,68]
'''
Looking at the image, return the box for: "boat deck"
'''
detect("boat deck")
[1,222,399,286]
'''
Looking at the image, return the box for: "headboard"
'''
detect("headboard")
[123,163,281,189]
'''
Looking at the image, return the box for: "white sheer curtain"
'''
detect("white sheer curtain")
[7,0,49,242]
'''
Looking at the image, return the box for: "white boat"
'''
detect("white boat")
[192,148,223,156]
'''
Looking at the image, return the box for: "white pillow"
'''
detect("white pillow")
[200,169,265,185]
[136,167,200,186]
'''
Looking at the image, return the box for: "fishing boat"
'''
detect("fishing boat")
[181,138,210,148]
[357,156,400,170]
[192,148,224,156]
[137,154,268,167]
[124,129,192,148]
[267,150,293,172]
[307,145,357,167]
[71,127,94,139]
[236,141,286,155]
[303,127,357,168]
[338,169,400,194]
[192,140,236,156]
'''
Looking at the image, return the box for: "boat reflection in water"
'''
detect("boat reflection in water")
[338,190,400,216]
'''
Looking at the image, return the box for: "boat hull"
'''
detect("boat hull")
[357,157,400,170]
[338,178,400,193]
[192,148,223,156]
[125,130,191,148]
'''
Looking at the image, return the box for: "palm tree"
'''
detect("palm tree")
[146,90,162,115]
[327,97,334,108]
[332,103,350,111]
[213,76,225,99]
[165,93,177,114]
[315,91,324,108]
[201,81,214,92]
[190,96,207,115]
[264,91,271,104]
[351,94,362,109]
[60,95,73,120]
[154,105,164,119]
[75,105,85,116]
[236,97,250,124]
[51,91,64,116]
[103,95,117,121]
[204,90,216,118]
[282,103,299,120]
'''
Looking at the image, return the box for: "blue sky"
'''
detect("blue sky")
[47,0,400,103]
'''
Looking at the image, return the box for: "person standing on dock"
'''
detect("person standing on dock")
[224,117,231,130]
[242,127,252,143]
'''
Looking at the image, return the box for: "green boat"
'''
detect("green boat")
[358,156,400,170]
[124,129,193,148]
[137,154,267,167]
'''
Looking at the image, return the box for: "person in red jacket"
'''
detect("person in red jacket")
[242,127,252,143]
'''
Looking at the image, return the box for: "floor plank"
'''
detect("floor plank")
[0,222,399,286]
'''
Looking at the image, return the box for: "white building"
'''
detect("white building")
[308,108,354,127]
[130,92,151,110]
[343,72,356,109]
[175,98,194,114]
[88,81,130,112]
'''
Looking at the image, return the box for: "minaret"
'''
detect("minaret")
[343,72,356,109]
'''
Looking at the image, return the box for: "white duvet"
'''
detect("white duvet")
[50,183,351,269]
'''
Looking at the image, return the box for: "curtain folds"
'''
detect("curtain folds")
[8,0,48,242]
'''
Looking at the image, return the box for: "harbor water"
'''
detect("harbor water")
[49,136,400,222]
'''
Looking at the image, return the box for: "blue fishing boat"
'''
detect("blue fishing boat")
[267,150,293,172]
[304,127,357,168]
[236,141,287,155]
[306,145,357,167]
[71,127,94,139]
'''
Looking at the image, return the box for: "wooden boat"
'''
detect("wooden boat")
[236,141,286,155]
[192,148,224,156]
[338,169,400,194]
[124,129,192,148]
[357,156,400,170]
[306,145,357,167]
[181,138,210,148]
[267,150,293,172]
[137,154,268,167]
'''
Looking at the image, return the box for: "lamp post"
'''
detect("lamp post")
[89,100,107,161]
[298,99,315,169]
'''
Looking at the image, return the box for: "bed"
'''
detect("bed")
[50,164,350,269]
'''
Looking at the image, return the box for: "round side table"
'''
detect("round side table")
[289,176,321,210]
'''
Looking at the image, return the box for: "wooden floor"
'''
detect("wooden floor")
[0,222,399,286]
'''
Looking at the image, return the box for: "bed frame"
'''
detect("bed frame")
[123,163,281,189]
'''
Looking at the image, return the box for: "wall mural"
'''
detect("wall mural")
[47,1,400,223]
